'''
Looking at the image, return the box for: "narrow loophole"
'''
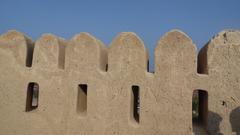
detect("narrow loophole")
[77,84,88,116]
[106,64,108,71]
[192,90,208,127]
[26,82,39,112]
[131,85,140,124]
[147,60,149,72]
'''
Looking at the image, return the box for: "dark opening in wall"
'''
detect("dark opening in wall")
[106,64,108,71]
[26,82,39,112]
[197,45,208,74]
[131,85,140,123]
[26,43,34,67]
[147,60,149,72]
[77,84,88,116]
[192,90,208,127]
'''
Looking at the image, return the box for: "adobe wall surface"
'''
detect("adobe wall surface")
[0,30,239,135]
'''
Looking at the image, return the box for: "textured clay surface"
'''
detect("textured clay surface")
[0,30,239,135]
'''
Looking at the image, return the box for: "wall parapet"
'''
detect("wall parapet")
[0,29,239,135]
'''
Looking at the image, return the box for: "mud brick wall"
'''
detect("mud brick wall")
[0,30,239,135]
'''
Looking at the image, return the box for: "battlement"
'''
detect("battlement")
[0,30,239,135]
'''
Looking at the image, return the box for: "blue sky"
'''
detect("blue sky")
[0,0,240,71]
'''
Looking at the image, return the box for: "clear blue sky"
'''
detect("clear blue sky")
[0,0,239,71]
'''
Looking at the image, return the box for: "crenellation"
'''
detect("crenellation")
[66,32,107,72]
[155,30,197,76]
[0,30,34,67]
[32,34,67,70]
[108,32,148,74]
[0,29,240,135]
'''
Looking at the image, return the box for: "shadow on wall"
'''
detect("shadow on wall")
[193,111,223,135]
[207,111,223,135]
[230,107,240,135]
[192,123,208,135]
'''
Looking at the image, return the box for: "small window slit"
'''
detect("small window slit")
[26,82,39,112]
[77,84,88,116]
[131,85,140,123]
